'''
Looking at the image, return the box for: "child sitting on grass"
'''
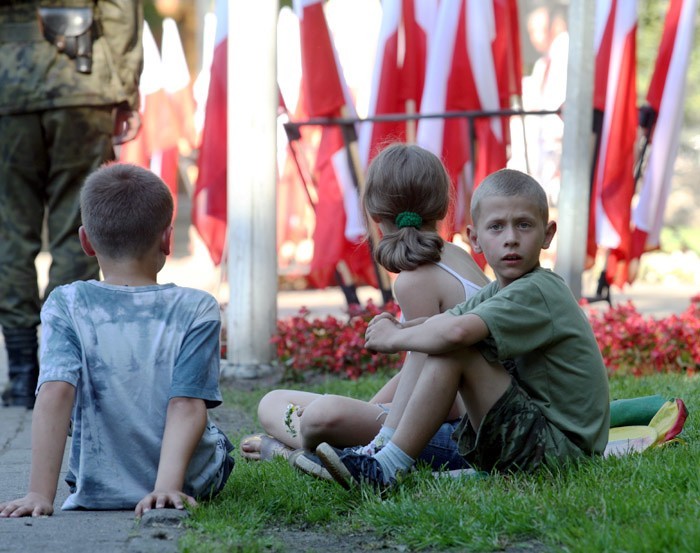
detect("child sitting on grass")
[0,163,234,517]
[241,143,489,477]
[316,168,610,488]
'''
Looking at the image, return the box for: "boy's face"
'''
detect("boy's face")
[467,195,556,288]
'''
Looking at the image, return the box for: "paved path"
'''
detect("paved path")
[0,406,189,553]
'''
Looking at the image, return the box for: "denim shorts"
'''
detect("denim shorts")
[416,419,470,471]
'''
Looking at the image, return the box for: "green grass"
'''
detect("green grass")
[180,373,699,552]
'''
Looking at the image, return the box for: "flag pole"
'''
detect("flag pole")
[225,0,279,378]
[554,0,595,300]
[633,105,656,183]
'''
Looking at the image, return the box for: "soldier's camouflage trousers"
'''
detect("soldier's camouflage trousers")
[0,106,114,328]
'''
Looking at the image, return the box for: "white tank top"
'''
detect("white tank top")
[434,261,482,299]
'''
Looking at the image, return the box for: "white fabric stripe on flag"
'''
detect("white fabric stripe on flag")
[358,0,400,168]
[416,0,462,156]
[332,148,365,242]
[632,0,698,246]
[466,0,501,140]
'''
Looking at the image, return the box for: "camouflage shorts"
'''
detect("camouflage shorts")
[453,379,585,474]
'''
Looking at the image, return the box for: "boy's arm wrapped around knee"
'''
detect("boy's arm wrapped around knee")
[365,311,489,355]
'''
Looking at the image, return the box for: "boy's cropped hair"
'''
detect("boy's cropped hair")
[472,169,549,225]
[80,163,174,259]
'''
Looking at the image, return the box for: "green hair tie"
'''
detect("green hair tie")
[395,211,423,229]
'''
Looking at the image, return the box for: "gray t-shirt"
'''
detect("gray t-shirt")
[39,281,230,510]
[449,267,610,454]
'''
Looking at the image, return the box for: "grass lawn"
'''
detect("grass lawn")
[180,372,698,552]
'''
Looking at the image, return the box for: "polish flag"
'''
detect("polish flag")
[192,8,228,265]
[358,0,438,168]
[294,0,376,288]
[416,0,507,238]
[631,0,698,267]
[587,0,637,287]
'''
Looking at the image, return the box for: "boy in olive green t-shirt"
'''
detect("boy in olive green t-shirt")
[316,168,610,488]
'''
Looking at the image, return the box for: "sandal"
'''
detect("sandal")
[239,433,292,461]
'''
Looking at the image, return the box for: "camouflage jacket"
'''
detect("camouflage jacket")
[0,0,143,115]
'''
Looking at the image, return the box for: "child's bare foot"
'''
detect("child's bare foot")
[239,433,292,461]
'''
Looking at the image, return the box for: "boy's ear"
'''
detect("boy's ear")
[160,225,173,256]
[78,226,97,257]
[542,220,557,249]
[466,225,482,253]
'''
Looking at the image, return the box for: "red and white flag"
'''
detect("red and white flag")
[192,3,229,265]
[587,0,637,287]
[294,0,376,289]
[631,0,698,265]
[358,0,438,168]
[416,0,508,237]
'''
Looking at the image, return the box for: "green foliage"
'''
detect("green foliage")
[183,373,699,552]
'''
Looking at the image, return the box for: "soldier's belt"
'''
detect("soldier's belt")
[37,6,95,74]
[0,21,44,42]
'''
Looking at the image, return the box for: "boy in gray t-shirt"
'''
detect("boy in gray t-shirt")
[0,163,234,517]
[317,168,610,489]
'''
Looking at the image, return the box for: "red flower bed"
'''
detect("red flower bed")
[272,295,700,380]
[585,294,700,377]
[272,300,405,380]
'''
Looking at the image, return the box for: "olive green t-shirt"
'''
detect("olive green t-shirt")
[449,267,610,454]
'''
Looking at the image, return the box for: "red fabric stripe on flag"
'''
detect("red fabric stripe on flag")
[298,1,345,117]
[593,1,616,112]
[363,0,432,165]
[493,0,522,102]
[588,1,637,287]
[193,38,228,265]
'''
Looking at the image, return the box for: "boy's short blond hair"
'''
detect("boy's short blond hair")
[80,163,174,259]
[471,169,549,226]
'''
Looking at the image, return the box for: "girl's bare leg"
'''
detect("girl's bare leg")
[256,389,323,449]
[299,395,388,450]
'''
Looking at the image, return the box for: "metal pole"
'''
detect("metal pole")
[226,0,279,378]
[555,0,595,299]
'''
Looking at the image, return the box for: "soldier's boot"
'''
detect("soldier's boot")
[1,327,39,409]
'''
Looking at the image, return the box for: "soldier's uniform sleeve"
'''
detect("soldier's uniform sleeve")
[97,0,143,111]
